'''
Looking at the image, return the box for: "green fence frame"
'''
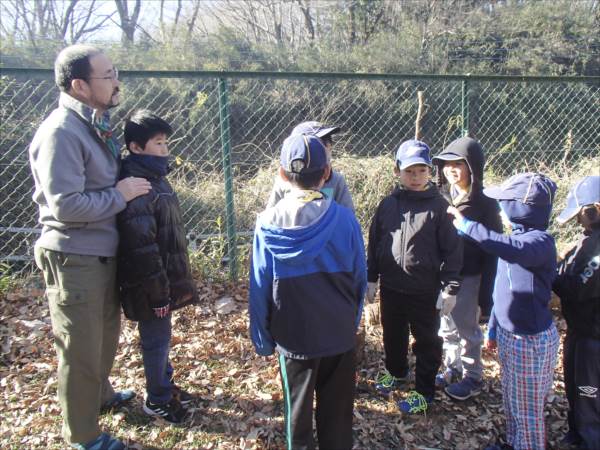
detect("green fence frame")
[1,68,598,280]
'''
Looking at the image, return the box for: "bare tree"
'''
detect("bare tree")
[0,0,114,49]
[114,0,141,45]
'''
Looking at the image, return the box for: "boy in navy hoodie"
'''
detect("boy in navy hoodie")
[553,176,600,450]
[249,134,366,450]
[448,172,559,450]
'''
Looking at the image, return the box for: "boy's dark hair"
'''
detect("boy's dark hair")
[283,168,326,190]
[54,44,102,92]
[124,110,173,150]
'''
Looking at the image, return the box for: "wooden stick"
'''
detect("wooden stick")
[415,91,425,140]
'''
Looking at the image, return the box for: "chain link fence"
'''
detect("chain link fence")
[1,69,598,279]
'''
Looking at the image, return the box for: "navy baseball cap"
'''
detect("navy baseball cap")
[291,121,340,139]
[395,140,432,170]
[484,172,557,206]
[280,134,328,174]
[557,175,600,224]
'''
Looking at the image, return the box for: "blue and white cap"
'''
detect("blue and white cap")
[395,140,432,170]
[557,175,600,224]
[280,134,328,174]
[291,121,340,139]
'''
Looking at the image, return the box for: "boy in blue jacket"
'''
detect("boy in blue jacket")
[553,176,600,450]
[448,172,559,450]
[249,134,366,450]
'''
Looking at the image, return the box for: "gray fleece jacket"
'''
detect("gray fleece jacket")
[29,93,126,257]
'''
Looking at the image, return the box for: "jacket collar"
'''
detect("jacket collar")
[59,92,111,129]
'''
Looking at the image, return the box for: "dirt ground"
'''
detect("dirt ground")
[1,279,572,449]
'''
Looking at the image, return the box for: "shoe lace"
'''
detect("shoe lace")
[377,372,399,387]
[405,391,428,414]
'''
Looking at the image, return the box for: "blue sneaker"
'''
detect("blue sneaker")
[71,433,125,450]
[101,389,136,411]
[374,370,409,396]
[445,376,483,400]
[397,390,433,414]
[435,367,462,389]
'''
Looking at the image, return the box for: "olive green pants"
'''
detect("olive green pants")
[34,247,121,444]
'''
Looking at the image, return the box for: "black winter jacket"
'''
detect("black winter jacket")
[553,228,600,340]
[367,183,462,296]
[432,137,503,310]
[117,156,198,321]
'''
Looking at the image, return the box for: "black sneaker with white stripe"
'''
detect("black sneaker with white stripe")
[172,385,193,406]
[143,398,187,424]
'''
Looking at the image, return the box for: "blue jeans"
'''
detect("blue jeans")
[138,315,173,404]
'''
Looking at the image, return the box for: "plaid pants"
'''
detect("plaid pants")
[497,324,559,450]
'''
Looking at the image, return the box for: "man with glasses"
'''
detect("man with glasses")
[29,45,151,450]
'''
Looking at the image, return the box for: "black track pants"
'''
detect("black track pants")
[278,349,355,450]
[563,332,600,450]
[380,287,442,398]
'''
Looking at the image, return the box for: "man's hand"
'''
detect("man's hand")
[153,304,170,318]
[436,291,457,316]
[366,282,378,303]
[116,177,152,202]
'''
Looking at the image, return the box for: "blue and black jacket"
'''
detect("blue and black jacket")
[456,199,557,335]
[249,190,367,359]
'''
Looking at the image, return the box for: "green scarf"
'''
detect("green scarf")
[92,112,120,159]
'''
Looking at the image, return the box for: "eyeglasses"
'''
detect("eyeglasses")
[88,68,119,81]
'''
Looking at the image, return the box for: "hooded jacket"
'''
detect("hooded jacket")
[457,199,557,335]
[116,156,198,321]
[249,190,366,359]
[433,137,502,309]
[367,183,462,296]
[553,228,600,340]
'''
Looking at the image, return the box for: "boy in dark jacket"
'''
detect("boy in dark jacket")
[367,139,462,414]
[553,175,600,450]
[249,134,366,450]
[117,110,198,424]
[448,172,559,450]
[432,137,502,400]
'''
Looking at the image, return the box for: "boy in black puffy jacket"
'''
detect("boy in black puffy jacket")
[117,110,198,424]
[367,139,462,414]
[553,176,600,450]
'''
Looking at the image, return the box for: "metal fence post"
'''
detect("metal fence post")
[461,78,470,136]
[218,78,237,280]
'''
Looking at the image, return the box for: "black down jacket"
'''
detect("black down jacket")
[117,156,198,321]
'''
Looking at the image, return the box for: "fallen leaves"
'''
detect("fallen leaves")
[1,280,572,449]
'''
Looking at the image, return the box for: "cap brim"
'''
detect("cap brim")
[398,158,432,170]
[483,185,514,200]
[432,153,465,163]
[315,126,340,138]
[557,207,581,224]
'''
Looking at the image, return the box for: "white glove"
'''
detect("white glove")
[366,282,378,303]
[436,291,457,316]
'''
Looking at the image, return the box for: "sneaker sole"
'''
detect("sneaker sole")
[143,404,187,424]
[444,388,482,401]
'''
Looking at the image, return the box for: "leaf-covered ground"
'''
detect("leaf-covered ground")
[1,279,572,450]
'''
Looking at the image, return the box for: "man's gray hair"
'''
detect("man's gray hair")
[54,44,103,92]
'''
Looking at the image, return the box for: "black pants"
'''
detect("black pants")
[278,349,355,450]
[563,332,600,450]
[380,287,442,398]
